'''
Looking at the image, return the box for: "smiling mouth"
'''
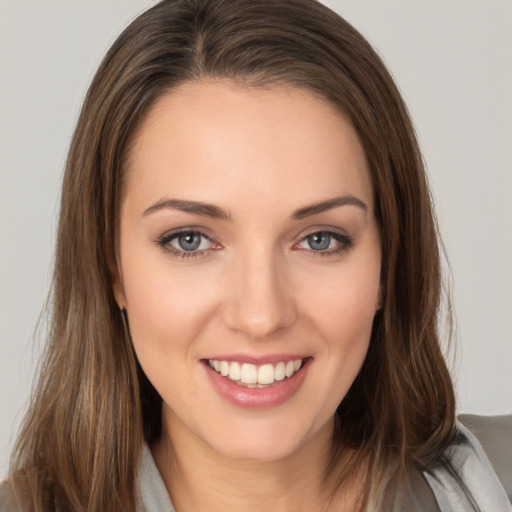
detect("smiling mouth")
[207,358,305,388]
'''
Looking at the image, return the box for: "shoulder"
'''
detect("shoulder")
[424,419,512,512]
[459,413,512,501]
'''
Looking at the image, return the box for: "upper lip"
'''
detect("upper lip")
[202,354,310,365]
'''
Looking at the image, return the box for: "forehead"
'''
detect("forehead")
[124,80,373,215]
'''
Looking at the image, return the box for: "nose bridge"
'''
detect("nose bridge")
[224,244,296,339]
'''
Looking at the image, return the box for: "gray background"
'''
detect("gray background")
[1,0,511,478]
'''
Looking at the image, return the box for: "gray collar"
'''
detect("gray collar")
[136,443,176,512]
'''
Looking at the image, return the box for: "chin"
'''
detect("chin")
[195,413,332,463]
[208,432,303,462]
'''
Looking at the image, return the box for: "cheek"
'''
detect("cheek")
[122,268,215,409]
[321,291,374,372]
[300,261,380,406]
[304,262,380,342]
[120,248,221,367]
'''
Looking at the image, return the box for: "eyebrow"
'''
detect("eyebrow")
[143,198,232,220]
[291,196,367,219]
[142,195,367,221]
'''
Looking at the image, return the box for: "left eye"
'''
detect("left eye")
[304,232,333,251]
[167,231,213,252]
[295,231,351,253]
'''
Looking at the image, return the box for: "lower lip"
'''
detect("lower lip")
[203,359,311,409]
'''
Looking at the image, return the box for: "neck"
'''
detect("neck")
[151,412,363,512]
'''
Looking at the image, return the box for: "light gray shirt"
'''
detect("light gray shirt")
[135,423,512,512]
[1,423,510,511]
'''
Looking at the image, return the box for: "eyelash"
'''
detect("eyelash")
[155,228,354,259]
[156,229,219,259]
[294,229,354,257]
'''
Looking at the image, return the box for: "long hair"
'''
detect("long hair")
[8,0,456,510]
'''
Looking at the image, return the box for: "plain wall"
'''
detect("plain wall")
[1,0,511,479]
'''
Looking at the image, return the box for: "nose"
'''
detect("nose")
[222,249,297,339]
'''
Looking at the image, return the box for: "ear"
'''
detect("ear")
[111,264,127,310]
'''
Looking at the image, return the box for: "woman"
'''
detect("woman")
[2,0,510,510]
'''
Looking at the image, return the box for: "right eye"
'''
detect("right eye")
[157,230,219,258]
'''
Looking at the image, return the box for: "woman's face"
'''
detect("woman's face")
[114,81,382,461]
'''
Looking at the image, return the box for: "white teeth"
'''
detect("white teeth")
[228,361,241,380]
[240,363,258,384]
[209,358,305,386]
[258,364,275,385]
[274,361,286,381]
[219,360,229,377]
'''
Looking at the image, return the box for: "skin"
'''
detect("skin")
[114,80,382,511]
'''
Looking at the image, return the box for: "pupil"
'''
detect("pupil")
[178,233,201,251]
[309,233,330,251]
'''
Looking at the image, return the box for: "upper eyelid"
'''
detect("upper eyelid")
[157,229,219,252]
[159,227,215,241]
[296,231,351,244]
[166,230,212,242]
[293,227,353,249]
[295,226,350,240]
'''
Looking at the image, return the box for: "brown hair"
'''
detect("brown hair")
[9,0,456,510]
